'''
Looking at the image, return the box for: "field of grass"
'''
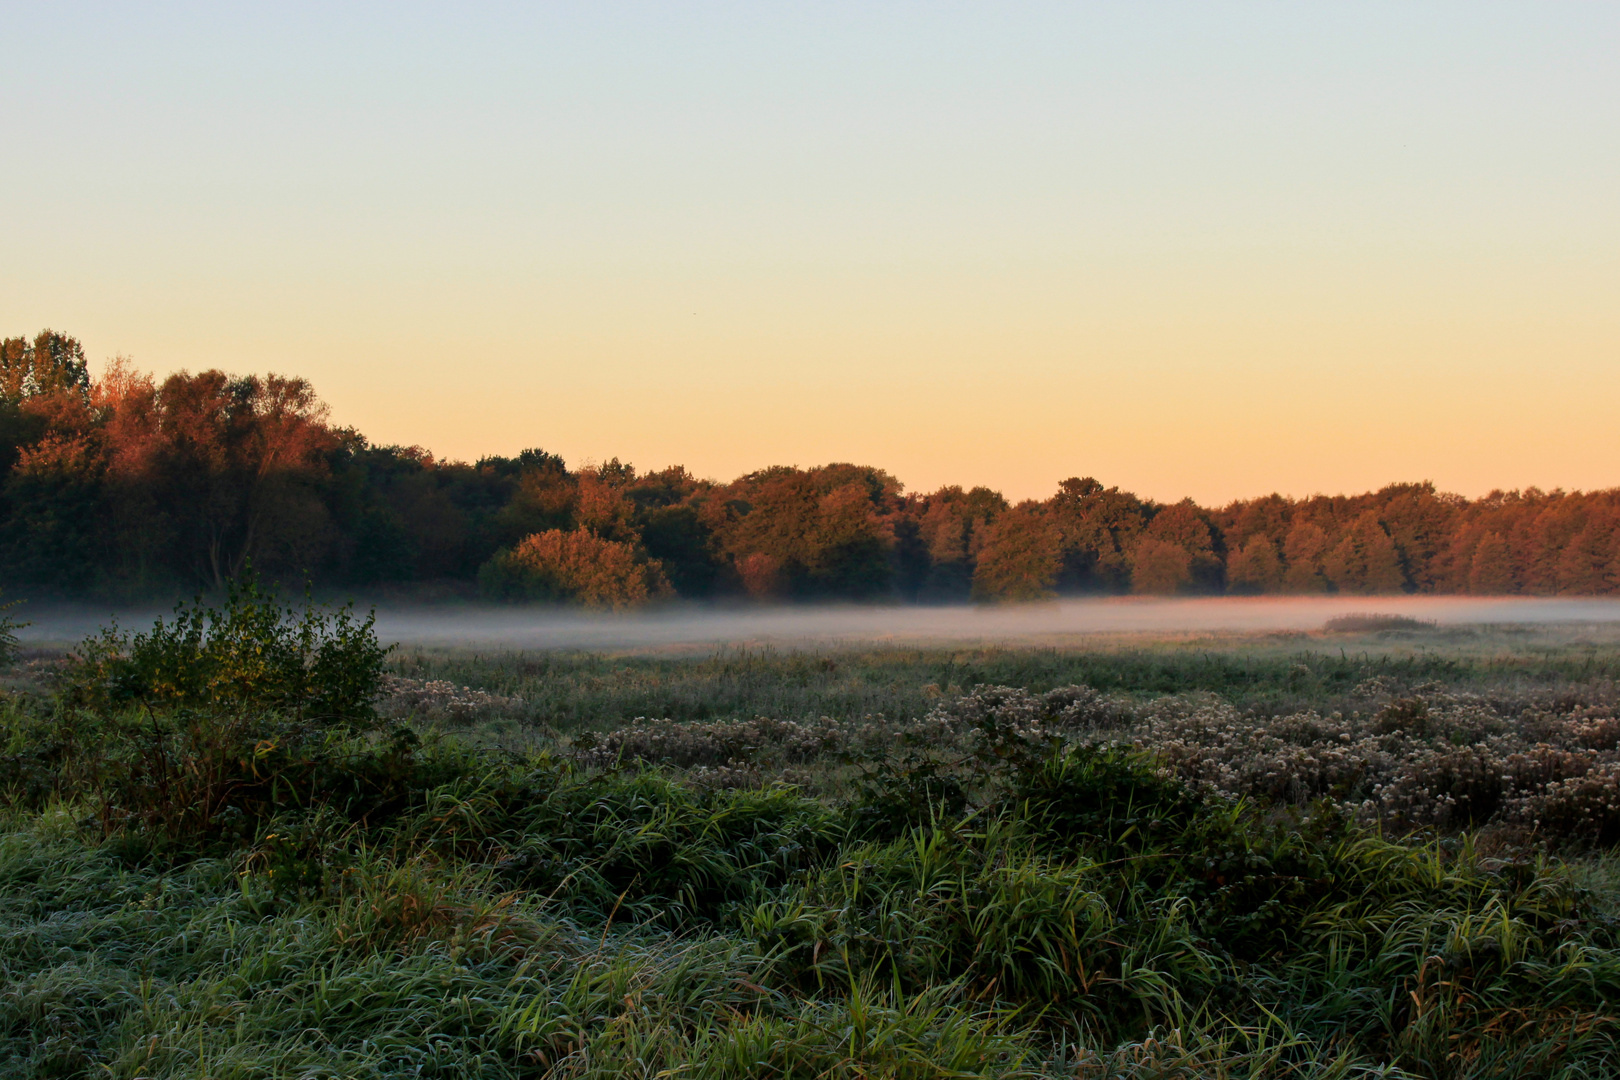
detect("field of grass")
[6,602,1620,1078]
[388,621,1620,736]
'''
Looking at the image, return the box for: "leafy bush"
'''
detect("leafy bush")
[574,714,851,770]
[847,754,974,838]
[747,822,1152,1023]
[0,699,111,810]
[14,579,492,862]
[1510,762,1620,847]
[843,684,1139,838]
[1104,684,1620,847]
[65,575,388,727]
[94,708,464,856]
[1012,743,1214,859]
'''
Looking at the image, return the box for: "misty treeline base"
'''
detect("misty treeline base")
[3,330,1616,603]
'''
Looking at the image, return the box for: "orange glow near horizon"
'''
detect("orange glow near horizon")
[72,257,1619,506]
[6,5,1618,505]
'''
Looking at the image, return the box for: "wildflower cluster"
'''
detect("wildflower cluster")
[922,682,1130,766]
[583,677,1620,848]
[1090,683,1620,846]
[376,675,524,723]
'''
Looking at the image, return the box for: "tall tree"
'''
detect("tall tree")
[1130,501,1220,595]
[145,371,336,588]
[1283,521,1332,593]
[1227,534,1284,593]
[1556,514,1620,595]
[913,485,1006,600]
[0,330,90,401]
[1322,512,1406,594]
[1468,531,1518,594]
[1048,477,1146,593]
[972,505,1061,601]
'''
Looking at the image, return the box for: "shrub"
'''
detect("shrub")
[847,755,974,838]
[65,575,388,728]
[573,714,850,770]
[0,698,110,810]
[747,823,1140,1018]
[1012,743,1213,859]
[479,528,673,608]
[92,707,457,855]
[1323,612,1433,634]
[33,578,472,859]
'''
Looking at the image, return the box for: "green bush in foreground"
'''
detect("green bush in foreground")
[65,574,388,727]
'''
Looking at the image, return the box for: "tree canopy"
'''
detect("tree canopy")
[3,332,1619,604]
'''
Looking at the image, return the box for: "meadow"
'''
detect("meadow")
[6,594,1620,1078]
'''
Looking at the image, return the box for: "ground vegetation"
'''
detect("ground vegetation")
[5,593,1620,1075]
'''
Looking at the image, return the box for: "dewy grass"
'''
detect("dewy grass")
[10,610,1620,1077]
[389,631,1620,734]
[0,821,1033,1079]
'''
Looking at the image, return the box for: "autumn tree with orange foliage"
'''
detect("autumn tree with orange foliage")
[971,505,1061,601]
[911,485,1007,600]
[1049,477,1146,593]
[1321,512,1406,594]
[479,528,672,608]
[705,464,900,600]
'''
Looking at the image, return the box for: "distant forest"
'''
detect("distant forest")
[3,329,1617,605]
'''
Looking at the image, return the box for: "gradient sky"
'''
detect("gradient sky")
[3,2,1617,504]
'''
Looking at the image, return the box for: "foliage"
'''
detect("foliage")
[972,507,1062,601]
[479,527,673,608]
[3,334,1620,600]
[92,708,451,855]
[0,329,89,400]
[376,674,526,724]
[64,574,388,727]
[483,767,843,924]
[389,635,1620,733]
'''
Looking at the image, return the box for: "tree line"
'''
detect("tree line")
[2,330,1616,605]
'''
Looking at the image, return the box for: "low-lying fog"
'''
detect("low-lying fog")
[16,596,1620,652]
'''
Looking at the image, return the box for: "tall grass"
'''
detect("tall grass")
[7,604,1620,1076]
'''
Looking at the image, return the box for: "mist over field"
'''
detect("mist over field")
[19,595,1620,652]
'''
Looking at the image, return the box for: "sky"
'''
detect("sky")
[2,2,1617,505]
